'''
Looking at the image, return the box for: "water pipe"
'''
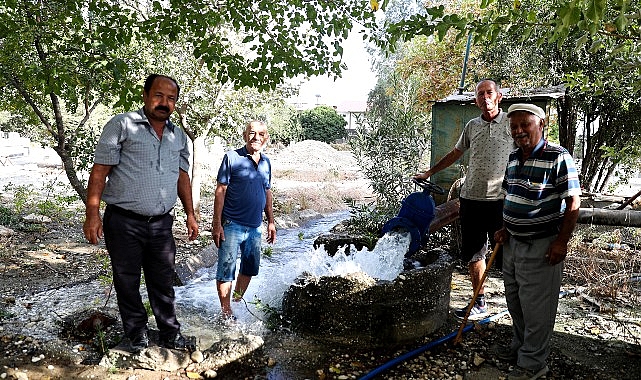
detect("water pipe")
[359,310,510,380]
[457,33,473,95]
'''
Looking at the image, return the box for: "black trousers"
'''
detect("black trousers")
[459,197,504,270]
[103,207,180,340]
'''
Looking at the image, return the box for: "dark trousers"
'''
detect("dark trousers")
[459,197,504,270]
[103,208,180,340]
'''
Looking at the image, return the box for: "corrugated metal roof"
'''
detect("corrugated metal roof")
[437,85,566,103]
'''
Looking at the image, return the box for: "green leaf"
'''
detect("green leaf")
[480,0,494,10]
[611,43,628,55]
[585,0,606,24]
[575,33,589,48]
[559,3,582,28]
[588,38,604,52]
[614,14,629,31]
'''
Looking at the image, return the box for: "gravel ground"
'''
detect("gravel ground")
[1,141,640,379]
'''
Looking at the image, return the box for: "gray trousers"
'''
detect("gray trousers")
[503,235,562,371]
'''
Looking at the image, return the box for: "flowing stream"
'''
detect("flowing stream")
[175,211,411,342]
[5,211,411,352]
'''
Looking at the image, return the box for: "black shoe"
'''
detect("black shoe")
[492,344,518,364]
[128,330,149,353]
[160,332,196,351]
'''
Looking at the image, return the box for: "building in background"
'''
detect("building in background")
[335,100,367,138]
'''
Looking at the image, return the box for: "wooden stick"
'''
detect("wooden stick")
[453,243,501,345]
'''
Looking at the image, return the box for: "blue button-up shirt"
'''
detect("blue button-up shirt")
[93,108,191,216]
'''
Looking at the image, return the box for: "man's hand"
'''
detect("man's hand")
[211,222,224,248]
[83,214,103,244]
[84,163,111,245]
[546,238,568,265]
[493,227,509,245]
[413,170,431,180]
[266,222,276,244]
[186,214,199,241]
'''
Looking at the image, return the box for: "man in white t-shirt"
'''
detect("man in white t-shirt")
[414,79,515,319]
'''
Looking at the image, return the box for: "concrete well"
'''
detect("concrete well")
[281,247,455,347]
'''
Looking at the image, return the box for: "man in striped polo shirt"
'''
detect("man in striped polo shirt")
[494,103,582,380]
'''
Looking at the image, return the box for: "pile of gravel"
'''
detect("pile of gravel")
[270,140,359,172]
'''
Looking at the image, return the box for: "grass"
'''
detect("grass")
[566,225,641,307]
[272,184,372,215]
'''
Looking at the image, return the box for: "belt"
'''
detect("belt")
[106,204,172,223]
[511,232,557,243]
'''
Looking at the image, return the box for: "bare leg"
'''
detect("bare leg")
[233,274,252,302]
[217,280,233,318]
[469,259,486,297]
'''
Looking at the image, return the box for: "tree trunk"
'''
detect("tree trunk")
[556,93,577,154]
[54,145,87,203]
[191,136,207,223]
[578,208,641,227]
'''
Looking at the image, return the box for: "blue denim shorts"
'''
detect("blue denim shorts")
[216,219,262,281]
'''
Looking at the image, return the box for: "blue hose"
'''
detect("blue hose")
[359,310,510,380]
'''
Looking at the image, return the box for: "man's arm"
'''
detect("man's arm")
[83,164,112,244]
[264,188,276,244]
[211,182,227,248]
[547,194,581,265]
[414,148,464,179]
[177,169,199,241]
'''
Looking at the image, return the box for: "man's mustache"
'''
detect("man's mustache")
[155,105,170,113]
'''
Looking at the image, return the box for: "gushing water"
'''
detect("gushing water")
[5,211,412,344]
[175,212,411,328]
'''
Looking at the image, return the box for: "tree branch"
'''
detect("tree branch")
[4,73,55,137]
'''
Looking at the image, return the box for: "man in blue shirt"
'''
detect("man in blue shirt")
[494,103,581,380]
[212,120,276,319]
[84,74,199,353]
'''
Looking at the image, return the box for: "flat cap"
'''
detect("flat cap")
[507,103,546,119]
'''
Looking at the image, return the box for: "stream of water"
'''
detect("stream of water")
[5,211,410,352]
[175,211,410,338]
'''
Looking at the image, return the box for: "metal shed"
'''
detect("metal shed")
[429,87,565,204]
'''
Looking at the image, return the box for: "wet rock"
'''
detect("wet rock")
[174,243,218,285]
[188,334,264,373]
[59,308,118,339]
[282,248,455,346]
[102,346,192,372]
[313,232,375,256]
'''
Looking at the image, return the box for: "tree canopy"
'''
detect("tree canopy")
[1,0,639,202]
[378,0,640,91]
[0,0,378,203]
[299,106,347,144]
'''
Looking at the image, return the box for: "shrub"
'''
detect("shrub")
[348,75,431,234]
[299,105,347,143]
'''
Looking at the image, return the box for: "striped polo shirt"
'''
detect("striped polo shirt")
[502,139,582,238]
